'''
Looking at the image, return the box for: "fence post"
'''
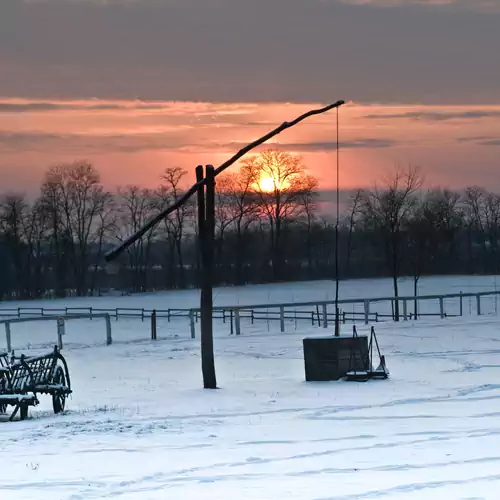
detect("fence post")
[439,297,445,319]
[105,314,112,345]
[142,308,145,322]
[322,304,328,328]
[459,291,463,316]
[280,306,285,332]
[189,310,196,339]
[5,322,11,352]
[403,299,408,321]
[477,294,482,316]
[364,300,370,325]
[235,309,241,336]
[90,307,93,320]
[57,317,65,350]
[151,309,157,340]
[230,309,234,335]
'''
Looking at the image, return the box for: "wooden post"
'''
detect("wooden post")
[151,309,157,340]
[105,314,112,345]
[5,322,11,352]
[439,297,445,319]
[197,165,217,389]
[280,306,285,333]
[230,309,234,335]
[235,309,241,336]
[476,294,481,316]
[459,291,463,316]
[189,310,196,339]
[57,317,65,350]
[322,304,328,328]
[364,300,370,325]
[403,300,408,321]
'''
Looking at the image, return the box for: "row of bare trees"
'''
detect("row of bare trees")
[1,155,499,302]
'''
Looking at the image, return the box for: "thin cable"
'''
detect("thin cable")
[334,106,340,336]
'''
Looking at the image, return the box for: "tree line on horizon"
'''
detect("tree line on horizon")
[1,150,499,310]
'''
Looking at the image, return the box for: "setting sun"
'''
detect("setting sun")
[256,172,292,193]
[259,174,276,192]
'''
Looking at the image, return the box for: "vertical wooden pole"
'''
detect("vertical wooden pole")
[57,317,65,350]
[105,314,112,345]
[151,309,157,340]
[5,322,12,352]
[235,309,241,335]
[189,310,196,339]
[197,165,217,389]
[364,300,370,325]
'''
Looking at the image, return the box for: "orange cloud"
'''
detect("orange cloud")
[1,99,500,195]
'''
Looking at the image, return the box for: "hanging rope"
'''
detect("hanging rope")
[334,106,341,335]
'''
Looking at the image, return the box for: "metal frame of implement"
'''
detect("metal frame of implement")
[345,326,389,382]
[0,345,72,421]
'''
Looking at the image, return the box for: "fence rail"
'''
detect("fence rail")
[0,290,498,339]
[0,313,112,352]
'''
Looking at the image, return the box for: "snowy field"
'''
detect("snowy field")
[2,276,500,499]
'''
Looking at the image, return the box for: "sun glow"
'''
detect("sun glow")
[256,172,292,193]
[259,174,277,192]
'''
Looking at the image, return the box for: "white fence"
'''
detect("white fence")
[0,313,112,352]
[0,290,499,340]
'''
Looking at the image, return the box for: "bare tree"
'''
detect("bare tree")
[0,194,28,298]
[213,172,258,283]
[21,199,49,298]
[297,174,319,274]
[345,189,363,276]
[114,186,157,292]
[463,187,500,273]
[40,161,111,296]
[241,149,318,280]
[360,166,423,320]
[157,167,193,288]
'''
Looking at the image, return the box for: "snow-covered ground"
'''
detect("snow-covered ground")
[2,276,500,499]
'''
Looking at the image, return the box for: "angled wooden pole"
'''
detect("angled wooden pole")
[197,165,217,389]
[104,101,345,263]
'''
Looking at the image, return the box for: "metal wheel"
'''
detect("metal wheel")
[52,366,66,414]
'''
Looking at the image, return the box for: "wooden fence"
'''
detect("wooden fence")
[0,290,498,338]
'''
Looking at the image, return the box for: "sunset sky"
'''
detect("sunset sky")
[1,0,500,196]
